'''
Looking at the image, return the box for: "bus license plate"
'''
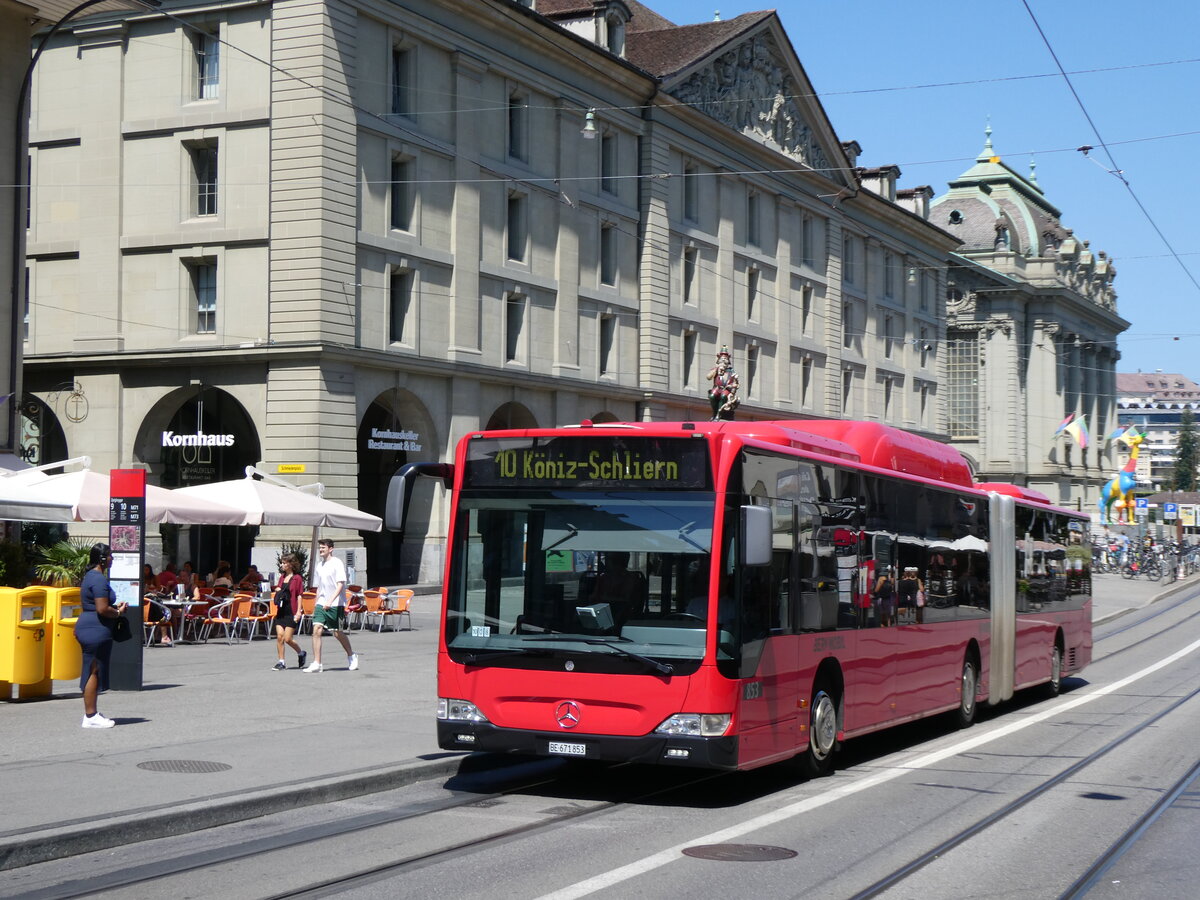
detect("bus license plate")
[548,741,586,757]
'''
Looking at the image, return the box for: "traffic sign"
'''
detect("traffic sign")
[1164,502,1178,521]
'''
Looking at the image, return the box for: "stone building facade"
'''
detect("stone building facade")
[930,129,1129,512]
[24,0,958,583]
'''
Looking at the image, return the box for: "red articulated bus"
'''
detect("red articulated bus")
[387,419,1091,774]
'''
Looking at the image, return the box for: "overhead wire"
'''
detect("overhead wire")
[1021,0,1200,296]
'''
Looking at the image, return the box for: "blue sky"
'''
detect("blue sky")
[648,0,1200,379]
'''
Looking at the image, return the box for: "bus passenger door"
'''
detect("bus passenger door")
[844,542,897,731]
[735,500,799,765]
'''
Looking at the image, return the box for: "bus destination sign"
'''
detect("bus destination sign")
[465,436,711,490]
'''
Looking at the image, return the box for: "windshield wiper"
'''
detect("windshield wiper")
[524,635,673,675]
[463,646,553,666]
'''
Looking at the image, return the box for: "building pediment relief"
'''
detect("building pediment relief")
[669,32,832,172]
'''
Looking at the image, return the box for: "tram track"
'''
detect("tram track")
[846,682,1200,900]
[1092,580,1200,658]
[10,762,729,900]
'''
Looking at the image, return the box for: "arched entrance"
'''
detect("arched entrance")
[18,395,68,466]
[136,387,262,578]
[486,402,537,430]
[357,389,436,585]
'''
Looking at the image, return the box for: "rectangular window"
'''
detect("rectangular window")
[883,377,893,418]
[195,32,219,100]
[842,368,853,413]
[843,235,856,285]
[390,157,413,231]
[600,133,616,194]
[947,330,979,438]
[600,224,616,286]
[920,383,930,423]
[884,251,896,297]
[190,261,217,334]
[391,47,411,116]
[921,272,932,312]
[683,331,697,387]
[508,93,527,161]
[682,247,697,304]
[801,213,814,268]
[192,144,217,217]
[683,162,698,222]
[801,356,812,407]
[746,346,759,400]
[389,269,412,343]
[883,313,894,358]
[919,325,930,367]
[800,284,812,333]
[506,193,526,262]
[747,191,760,248]
[505,294,525,362]
[842,301,853,349]
[746,268,759,321]
[599,314,616,375]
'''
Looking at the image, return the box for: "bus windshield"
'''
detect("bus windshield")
[445,491,719,669]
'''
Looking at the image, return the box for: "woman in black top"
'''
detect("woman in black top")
[272,554,306,670]
[74,544,127,728]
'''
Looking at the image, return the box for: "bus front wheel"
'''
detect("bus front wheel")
[800,685,839,778]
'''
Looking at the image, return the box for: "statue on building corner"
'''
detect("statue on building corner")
[706,346,740,420]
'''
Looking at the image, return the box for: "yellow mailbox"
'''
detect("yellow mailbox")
[0,587,48,687]
[46,587,83,682]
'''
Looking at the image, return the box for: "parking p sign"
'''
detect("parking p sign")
[1164,502,1178,521]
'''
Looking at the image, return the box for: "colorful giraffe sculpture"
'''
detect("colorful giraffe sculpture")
[1099,430,1145,525]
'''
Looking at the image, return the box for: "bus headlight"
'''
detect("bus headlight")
[654,713,731,737]
[438,698,489,723]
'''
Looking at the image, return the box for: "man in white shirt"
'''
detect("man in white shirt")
[303,538,359,673]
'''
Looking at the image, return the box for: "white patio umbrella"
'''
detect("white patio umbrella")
[172,467,383,531]
[173,467,382,583]
[0,459,248,525]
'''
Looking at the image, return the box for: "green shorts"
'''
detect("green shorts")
[312,605,345,632]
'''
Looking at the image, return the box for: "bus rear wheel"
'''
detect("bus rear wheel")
[800,685,838,778]
[954,657,978,729]
[1044,644,1063,698]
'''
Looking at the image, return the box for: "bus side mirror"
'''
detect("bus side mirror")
[741,505,772,567]
[386,462,455,533]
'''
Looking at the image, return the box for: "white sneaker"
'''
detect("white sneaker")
[347,653,359,671]
[82,713,115,729]
[303,661,324,673]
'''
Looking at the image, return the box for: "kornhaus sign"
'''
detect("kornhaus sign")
[161,431,236,447]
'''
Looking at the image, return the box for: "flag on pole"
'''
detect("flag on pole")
[1117,427,1141,448]
[1064,415,1089,449]
[1054,412,1075,436]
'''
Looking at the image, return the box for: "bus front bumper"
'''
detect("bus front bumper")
[438,721,740,769]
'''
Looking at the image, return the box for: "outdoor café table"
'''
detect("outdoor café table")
[159,596,204,642]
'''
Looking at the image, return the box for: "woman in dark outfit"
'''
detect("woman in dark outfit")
[272,554,306,670]
[74,543,127,728]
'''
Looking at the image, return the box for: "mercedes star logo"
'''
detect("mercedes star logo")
[555,700,581,729]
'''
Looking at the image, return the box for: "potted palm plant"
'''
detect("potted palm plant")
[35,538,94,587]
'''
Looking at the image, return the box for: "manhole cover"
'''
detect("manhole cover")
[682,844,797,862]
[137,760,233,774]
